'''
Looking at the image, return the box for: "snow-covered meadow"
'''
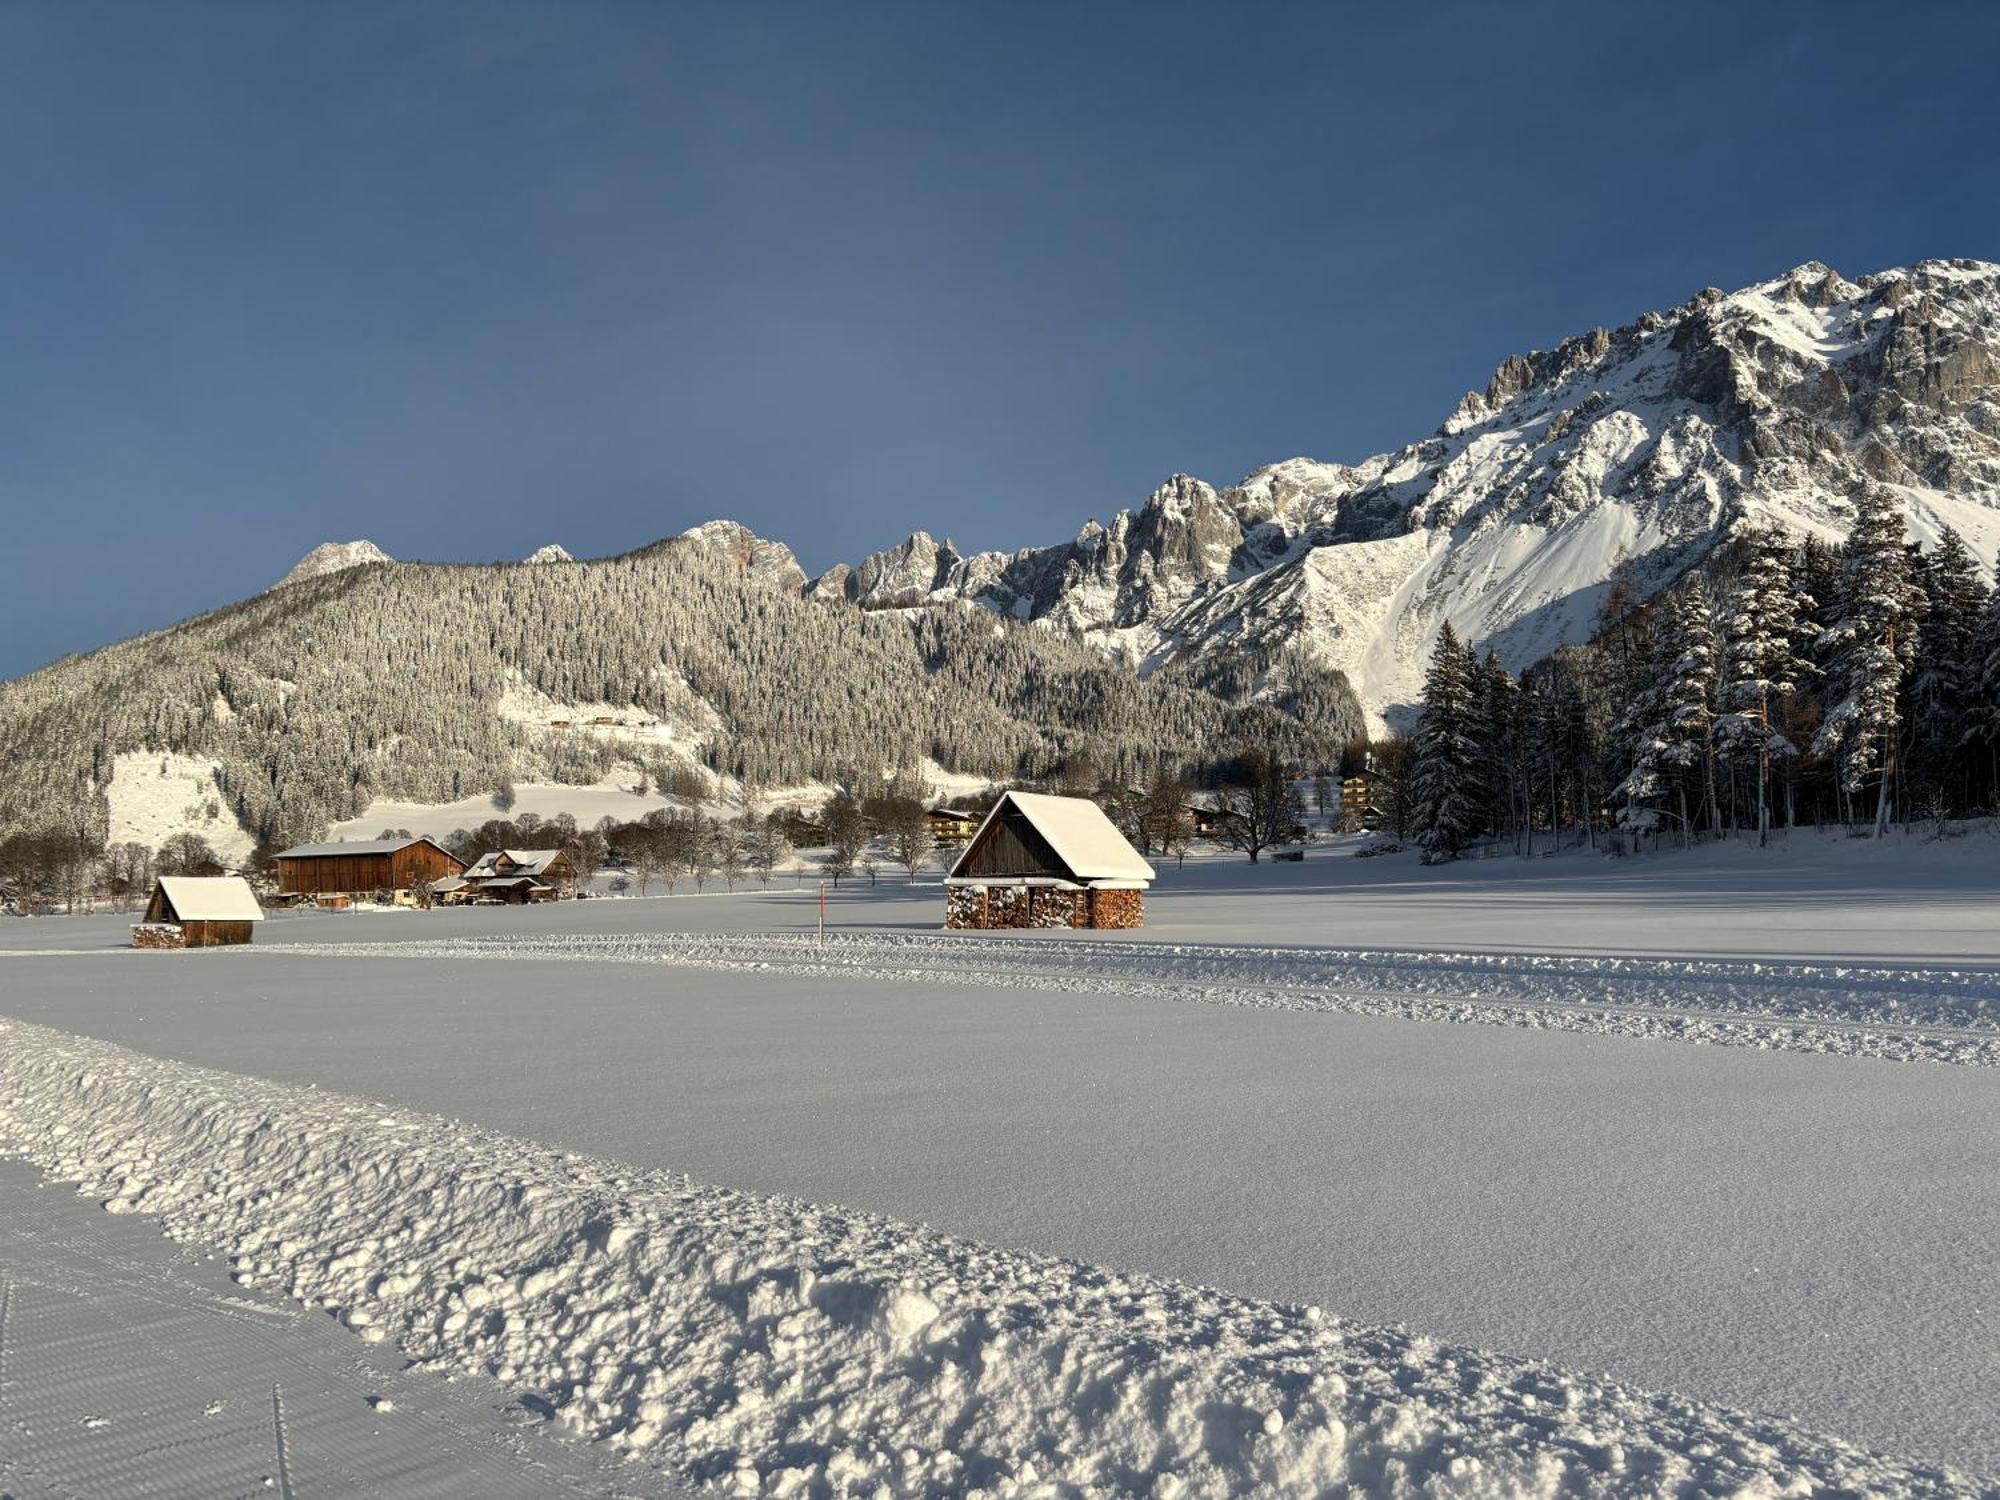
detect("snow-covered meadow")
[2,840,1997,1494]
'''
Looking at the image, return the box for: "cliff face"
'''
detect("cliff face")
[820,259,2000,728]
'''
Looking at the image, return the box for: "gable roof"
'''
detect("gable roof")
[155,876,264,922]
[275,836,457,860]
[464,848,567,878]
[950,791,1155,884]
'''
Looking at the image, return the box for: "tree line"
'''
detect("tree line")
[1400,487,2000,861]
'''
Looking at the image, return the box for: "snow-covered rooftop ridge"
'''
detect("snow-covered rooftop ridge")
[274,539,394,589]
[1,1018,1968,1498]
[153,875,263,922]
[274,836,438,858]
[464,848,566,878]
[961,790,1156,883]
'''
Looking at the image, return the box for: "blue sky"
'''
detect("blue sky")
[3,0,1997,677]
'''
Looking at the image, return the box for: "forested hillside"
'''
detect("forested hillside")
[0,534,1360,849]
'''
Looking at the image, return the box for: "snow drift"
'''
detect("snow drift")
[0,1018,1979,1497]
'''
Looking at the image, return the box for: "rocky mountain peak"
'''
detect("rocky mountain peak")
[523,543,574,564]
[275,540,394,589]
[831,531,967,610]
[815,256,2000,728]
[678,520,807,590]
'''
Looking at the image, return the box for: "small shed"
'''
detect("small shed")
[945,791,1155,929]
[135,876,264,949]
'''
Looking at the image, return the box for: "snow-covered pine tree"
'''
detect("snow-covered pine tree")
[1908,527,1991,811]
[1473,652,1522,847]
[1972,586,2000,807]
[1613,586,1719,844]
[1610,620,1670,840]
[1520,650,1595,850]
[1814,486,1927,834]
[1411,625,1482,862]
[1716,527,1815,845]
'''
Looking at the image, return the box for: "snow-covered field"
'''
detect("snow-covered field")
[0,1159,686,1497]
[2,843,1997,1494]
[325,757,994,841]
[1,1018,1985,1498]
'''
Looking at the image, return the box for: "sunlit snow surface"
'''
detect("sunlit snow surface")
[2,838,1997,1494]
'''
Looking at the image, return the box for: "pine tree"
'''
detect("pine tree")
[1716,528,1815,844]
[1971,588,2000,807]
[1473,652,1521,847]
[1908,527,1990,812]
[1411,625,1481,862]
[1815,487,1927,833]
[1611,587,1719,844]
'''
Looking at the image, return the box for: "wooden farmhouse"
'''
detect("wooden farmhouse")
[449,848,575,903]
[274,836,466,901]
[134,875,264,948]
[945,791,1154,929]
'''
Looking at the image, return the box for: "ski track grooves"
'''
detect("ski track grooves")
[249,933,2000,1066]
[0,1018,1987,1499]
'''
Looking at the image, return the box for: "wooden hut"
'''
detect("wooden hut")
[945,791,1154,929]
[274,837,466,901]
[135,876,264,948]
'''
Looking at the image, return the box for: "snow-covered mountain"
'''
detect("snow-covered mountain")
[259,259,2000,732]
[8,255,2000,848]
[523,543,574,564]
[819,259,2000,729]
[275,539,394,588]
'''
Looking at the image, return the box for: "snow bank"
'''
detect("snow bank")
[0,1018,1972,1498]
[256,933,2000,1067]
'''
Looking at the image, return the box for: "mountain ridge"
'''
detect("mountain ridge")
[815,257,2000,729]
[6,255,1999,845]
[249,255,2000,733]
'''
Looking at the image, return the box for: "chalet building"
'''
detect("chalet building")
[274,836,466,901]
[456,848,575,903]
[1179,791,1227,837]
[775,810,827,846]
[925,806,983,843]
[134,875,264,948]
[945,791,1154,930]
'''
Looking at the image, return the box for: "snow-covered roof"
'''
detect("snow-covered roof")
[464,848,566,878]
[951,792,1155,885]
[276,836,447,859]
[155,876,264,922]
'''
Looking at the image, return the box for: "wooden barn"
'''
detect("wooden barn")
[134,876,264,948]
[945,791,1154,930]
[274,836,466,901]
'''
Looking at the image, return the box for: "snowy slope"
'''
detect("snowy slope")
[103,750,256,866]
